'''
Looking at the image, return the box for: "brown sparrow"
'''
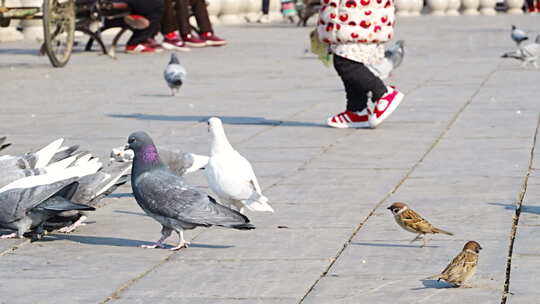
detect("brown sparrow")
[426,241,482,287]
[387,202,453,246]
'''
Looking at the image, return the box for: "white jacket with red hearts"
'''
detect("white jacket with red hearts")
[317,0,395,44]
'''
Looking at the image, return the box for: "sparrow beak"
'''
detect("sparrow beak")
[387,206,392,210]
[124,144,131,151]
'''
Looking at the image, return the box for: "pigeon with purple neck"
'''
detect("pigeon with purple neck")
[126,131,255,251]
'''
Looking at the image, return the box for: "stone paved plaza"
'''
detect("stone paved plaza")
[1,15,540,304]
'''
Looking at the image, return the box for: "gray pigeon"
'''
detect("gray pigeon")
[511,25,528,46]
[0,157,101,240]
[47,160,132,233]
[385,40,405,70]
[126,131,254,251]
[0,137,11,152]
[111,146,208,176]
[0,139,81,188]
[368,40,405,80]
[164,53,187,96]
[502,34,540,68]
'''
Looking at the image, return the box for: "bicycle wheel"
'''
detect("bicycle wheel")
[42,0,75,67]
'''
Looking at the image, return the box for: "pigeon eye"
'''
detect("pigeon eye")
[128,138,135,144]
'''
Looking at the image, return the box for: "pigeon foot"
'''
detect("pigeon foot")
[170,241,190,251]
[0,232,19,239]
[57,216,88,233]
[141,243,167,249]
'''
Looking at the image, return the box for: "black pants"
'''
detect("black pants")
[333,55,387,112]
[262,0,270,14]
[123,0,164,45]
[162,0,213,36]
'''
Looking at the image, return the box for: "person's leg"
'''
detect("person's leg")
[188,0,226,46]
[333,55,387,112]
[161,0,177,35]
[262,0,270,14]
[124,0,164,45]
[190,0,213,33]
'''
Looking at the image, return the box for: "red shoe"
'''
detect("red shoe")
[162,32,191,52]
[327,109,369,128]
[126,42,163,54]
[200,32,227,47]
[182,33,206,48]
[367,86,404,128]
[123,14,149,30]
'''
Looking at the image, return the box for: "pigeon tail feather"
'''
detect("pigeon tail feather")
[227,223,256,230]
[244,194,274,213]
[41,197,95,211]
[34,138,64,168]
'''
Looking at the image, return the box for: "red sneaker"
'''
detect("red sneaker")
[182,33,206,48]
[327,109,369,128]
[123,14,149,30]
[126,42,162,54]
[162,32,191,52]
[200,32,227,47]
[367,86,404,128]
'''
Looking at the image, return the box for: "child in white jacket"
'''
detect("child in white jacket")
[318,0,404,128]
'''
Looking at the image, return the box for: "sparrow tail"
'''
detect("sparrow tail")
[432,227,453,236]
[423,274,441,280]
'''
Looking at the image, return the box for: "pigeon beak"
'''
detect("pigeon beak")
[124,144,131,151]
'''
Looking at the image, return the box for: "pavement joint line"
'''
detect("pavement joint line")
[100,229,206,303]
[297,65,500,304]
[500,113,540,304]
[0,239,30,257]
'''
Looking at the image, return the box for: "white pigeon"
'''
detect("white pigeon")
[206,117,274,214]
[502,34,540,68]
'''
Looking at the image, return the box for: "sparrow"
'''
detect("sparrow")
[425,241,482,287]
[387,202,453,246]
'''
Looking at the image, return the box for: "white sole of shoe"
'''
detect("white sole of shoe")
[184,42,206,48]
[205,41,227,47]
[162,42,191,52]
[368,91,404,128]
[327,120,370,129]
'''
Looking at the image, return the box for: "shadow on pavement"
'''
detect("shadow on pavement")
[488,202,540,215]
[113,210,147,217]
[414,279,455,290]
[46,234,234,249]
[107,113,327,128]
[352,242,439,249]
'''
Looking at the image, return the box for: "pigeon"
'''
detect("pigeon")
[206,117,274,214]
[0,156,101,239]
[48,160,132,233]
[126,131,255,250]
[0,139,82,188]
[368,40,405,80]
[511,25,528,46]
[502,34,540,68]
[164,53,187,96]
[111,146,208,176]
[0,136,11,152]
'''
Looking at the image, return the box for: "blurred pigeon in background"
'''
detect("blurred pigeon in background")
[368,40,405,80]
[164,53,187,96]
[126,131,255,250]
[502,34,540,68]
[111,146,208,176]
[511,25,528,46]
[0,156,101,240]
[206,117,274,214]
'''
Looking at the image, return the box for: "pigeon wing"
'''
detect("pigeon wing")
[135,170,250,227]
[0,177,79,224]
